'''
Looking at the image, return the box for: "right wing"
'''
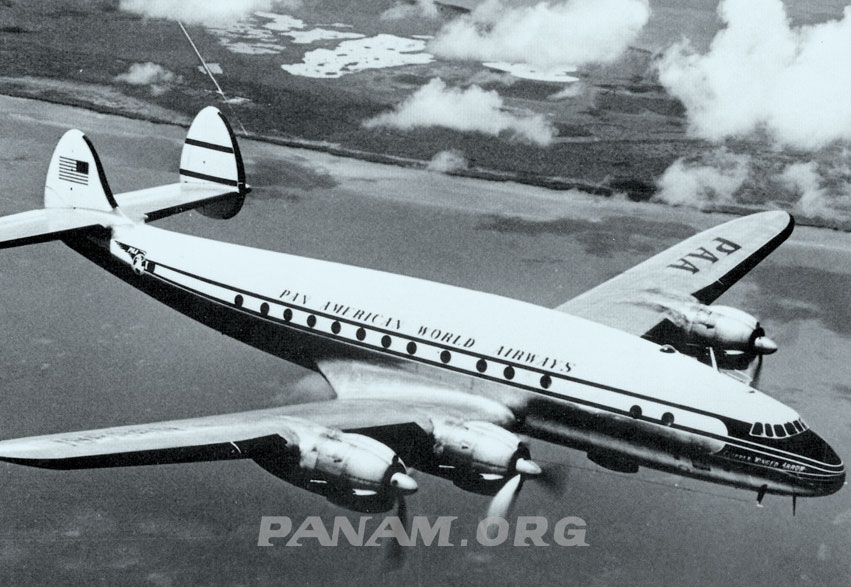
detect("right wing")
[555,211,794,338]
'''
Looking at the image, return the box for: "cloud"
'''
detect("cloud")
[363,78,556,146]
[778,162,830,218]
[778,160,851,220]
[119,0,300,26]
[114,62,181,95]
[380,0,439,21]
[548,83,584,100]
[429,0,650,70]
[427,149,468,173]
[653,148,750,208]
[657,0,851,150]
[463,70,517,87]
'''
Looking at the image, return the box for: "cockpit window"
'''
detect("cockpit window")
[749,419,809,438]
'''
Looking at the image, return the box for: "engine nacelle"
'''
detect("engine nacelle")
[679,304,777,355]
[253,429,416,512]
[429,420,539,494]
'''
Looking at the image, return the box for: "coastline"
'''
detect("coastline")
[3,81,847,233]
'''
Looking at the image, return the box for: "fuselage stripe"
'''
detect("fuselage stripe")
[135,256,841,474]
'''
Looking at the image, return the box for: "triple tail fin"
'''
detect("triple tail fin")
[0,107,248,249]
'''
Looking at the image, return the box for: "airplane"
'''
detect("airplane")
[0,107,843,526]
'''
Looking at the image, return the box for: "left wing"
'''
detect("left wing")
[0,362,531,513]
[555,211,794,337]
[0,375,513,471]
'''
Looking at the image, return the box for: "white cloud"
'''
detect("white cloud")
[779,162,831,218]
[114,62,180,95]
[381,0,439,21]
[548,83,584,100]
[363,78,556,146]
[119,0,301,26]
[657,0,851,150]
[654,149,750,208]
[778,160,851,220]
[429,0,650,70]
[427,149,468,173]
[464,70,517,87]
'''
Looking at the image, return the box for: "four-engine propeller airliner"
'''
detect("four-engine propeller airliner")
[0,107,843,522]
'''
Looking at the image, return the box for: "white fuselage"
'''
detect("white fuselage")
[62,222,842,498]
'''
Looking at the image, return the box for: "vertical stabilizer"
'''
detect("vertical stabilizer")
[44,129,116,211]
[179,106,245,219]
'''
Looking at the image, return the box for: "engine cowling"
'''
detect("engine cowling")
[679,304,777,355]
[429,420,540,494]
[253,429,416,512]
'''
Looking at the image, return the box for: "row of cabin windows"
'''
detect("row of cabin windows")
[749,418,808,439]
[236,295,553,389]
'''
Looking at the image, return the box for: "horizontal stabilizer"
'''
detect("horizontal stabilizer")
[115,182,247,223]
[0,208,120,249]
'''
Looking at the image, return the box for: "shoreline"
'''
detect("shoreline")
[2,86,847,234]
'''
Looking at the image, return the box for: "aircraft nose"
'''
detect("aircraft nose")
[818,442,845,496]
[806,435,845,496]
[825,469,846,496]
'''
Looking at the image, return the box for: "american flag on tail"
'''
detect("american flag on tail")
[58,156,89,185]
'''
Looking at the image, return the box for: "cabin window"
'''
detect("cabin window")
[356,327,366,341]
[283,308,293,322]
[751,422,764,436]
[260,302,269,316]
[331,321,341,334]
[406,341,417,355]
[629,405,642,419]
[307,315,317,328]
[661,412,675,426]
[476,359,487,373]
[440,350,452,364]
[774,424,785,438]
[540,374,552,389]
[381,335,391,348]
[504,365,515,380]
[234,294,243,307]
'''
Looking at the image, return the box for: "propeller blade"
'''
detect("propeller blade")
[384,495,409,570]
[751,354,764,389]
[536,463,568,496]
[486,474,523,523]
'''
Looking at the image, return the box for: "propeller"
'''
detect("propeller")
[483,457,552,536]
[384,470,416,570]
[744,353,764,389]
[536,461,569,496]
[384,492,410,570]
[486,473,524,521]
